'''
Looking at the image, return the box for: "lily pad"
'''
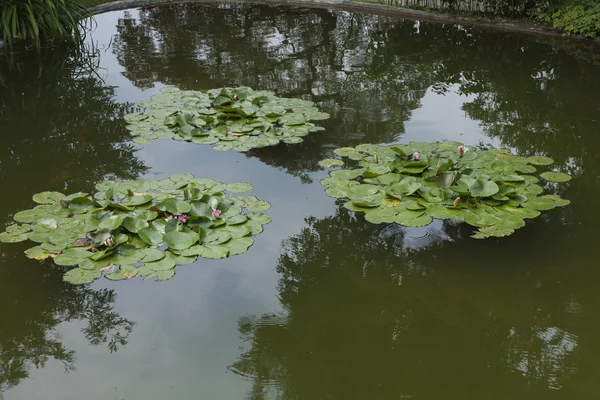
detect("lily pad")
[318,159,344,168]
[540,171,572,183]
[106,265,139,281]
[319,141,571,239]
[0,177,271,283]
[124,86,329,151]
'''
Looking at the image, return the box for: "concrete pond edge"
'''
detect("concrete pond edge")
[90,0,600,44]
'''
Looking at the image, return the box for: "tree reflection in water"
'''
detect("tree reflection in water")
[228,207,597,399]
[111,3,600,184]
[0,46,143,397]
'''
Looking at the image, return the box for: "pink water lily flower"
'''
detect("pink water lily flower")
[212,209,222,218]
[412,152,420,160]
[177,214,189,223]
[457,145,467,156]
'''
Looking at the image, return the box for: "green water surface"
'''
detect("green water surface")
[1,3,600,399]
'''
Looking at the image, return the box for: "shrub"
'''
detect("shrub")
[0,0,91,49]
[537,0,600,38]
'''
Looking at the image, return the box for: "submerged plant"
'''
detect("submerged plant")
[124,86,329,151]
[319,141,571,239]
[0,175,271,283]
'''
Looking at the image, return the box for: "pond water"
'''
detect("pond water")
[2,2,600,399]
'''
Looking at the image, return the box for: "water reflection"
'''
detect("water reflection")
[229,206,599,399]
[0,46,144,397]
[110,3,600,182]
[0,253,134,397]
[0,47,148,221]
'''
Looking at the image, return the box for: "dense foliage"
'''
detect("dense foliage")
[125,87,329,151]
[370,0,600,37]
[0,0,91,49]
[320,141,571,238]
[0,175,272,283]
[538,0,600,38]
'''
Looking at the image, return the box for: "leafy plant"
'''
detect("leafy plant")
[0,175,272,283]
[537,0,600,38]
[319,141,571,238]
[124,86,329,151]
[0,0,92,49]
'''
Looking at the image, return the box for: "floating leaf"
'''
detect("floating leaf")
[540,172,572,183]
[318,159,344,168]
[163,231,198,250]
[318,141,570,239]
[527,156,554,165]
[63,268,101,284]
[0,177,270,283]
[247,201,271,212]
[106,265,138,281]
[124,87,329,151]
[201,245,229,259]
[32,192,65,204]
[226,182,253,193]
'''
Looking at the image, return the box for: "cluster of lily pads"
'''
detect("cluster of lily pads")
[124,86,329,151]
[0,174,271,283]
[318,141,571,238]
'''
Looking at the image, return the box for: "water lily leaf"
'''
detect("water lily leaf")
[13,209,45,223]
[325,187,349,199]
[106,265,138,281]
[464,212,499,227]
[226,215,248,225]
[542,195,571,207]
[352,195,382,208]
[68,197,96,213]
[24,246,53,260]
[364,208,396,224]
[388,177,422,198]
[318,158,344,168]
[363,165,392,178]
[162,199,192,215]
[138,227,164,246]
[123,217,149,233]
[0,229,30,243]
[174,255,197,265]
[396,215,433,227]
[163,231,198,250]
[63,268,101,284]
[181,245,204,257]
[54,248,94,266]
[200,245,229,259]
[472,225,515,239]
[99,215,126,231]
[223,237,254,255]
[202,230,232,245]
[524,184,544,195]
[145,252,177,271]
[122,194,153,207]
[138,248,165,263]
[221,223,253,238]
[32,191,65,204]
[247,213,271,225]
[540,172,571,183]
[247,201,271,212]
[469,180,499,197]
[138,267,175,281]
[226,182,253,193]
[330,168,366,180]
[527,156,554,165]
[523,197,556,211]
